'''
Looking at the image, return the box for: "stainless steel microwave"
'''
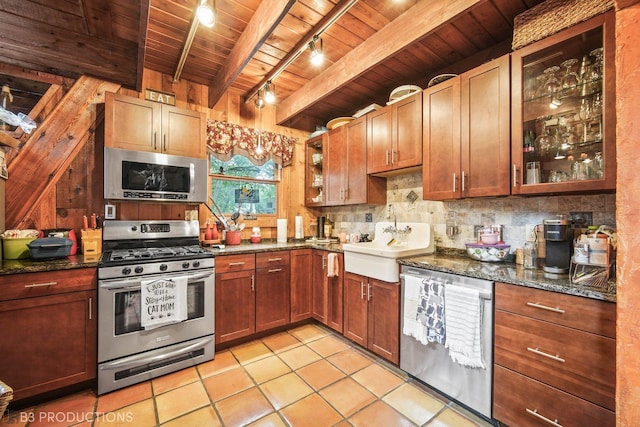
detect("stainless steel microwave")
[104,147,208,203]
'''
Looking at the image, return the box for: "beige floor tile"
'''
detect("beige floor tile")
[287,324,330,343]
[244,355,292,384]
[319,377,376,417]
[383,383,445,425]
[155,381,210,424]
[247,412,288,427]
[260,372,313,410]
[96,381,153,414]
[277,345,322,370]
[202,366,254,402]
[261,331,302,353]
[28,390,96,427]
[279,394,343,427]
[197,349,240,378]
[151,366,200,395]
[306,334,350,357]
[215,387,274,426]
[296,359,346,390]
[93,399,157,427]
[351,363,405,397]
[348,400,415,427]
[326,348,373,374]
[427,407,487,427]
[160,406,221,427]
[231,340,274,365]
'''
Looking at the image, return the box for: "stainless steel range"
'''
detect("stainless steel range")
[97,220,215,395]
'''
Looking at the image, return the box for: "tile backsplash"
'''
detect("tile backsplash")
[320,172,616,252]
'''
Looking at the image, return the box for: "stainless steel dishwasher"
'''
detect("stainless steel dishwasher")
[400,265,494,419]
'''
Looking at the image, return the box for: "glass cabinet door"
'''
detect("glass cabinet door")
[305,135,325,206]
[512,12,615,194]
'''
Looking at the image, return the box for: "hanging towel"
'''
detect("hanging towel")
[141,276,188,330]
[444,284,485,369]
[402,275,428,344]
[416,277,446,344]
[327,252,339,277]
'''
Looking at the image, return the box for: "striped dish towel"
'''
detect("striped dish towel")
[444,284,485,369]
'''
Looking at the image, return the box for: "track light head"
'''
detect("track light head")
[308,37,324,66]
[197,0,216,28]
[264,81,276,104]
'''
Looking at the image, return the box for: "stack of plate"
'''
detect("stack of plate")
[326,117,354,130]
[387,85,422,105]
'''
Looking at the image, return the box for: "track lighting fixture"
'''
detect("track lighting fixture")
[308,36,324,66]
[255,90,265,109]
[264,81,276,104]
[196,0,216,28]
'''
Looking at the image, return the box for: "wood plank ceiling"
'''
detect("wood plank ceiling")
[0,0,544,133]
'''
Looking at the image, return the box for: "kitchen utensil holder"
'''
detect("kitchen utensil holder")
[81,229,102,255]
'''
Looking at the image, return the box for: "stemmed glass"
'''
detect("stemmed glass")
[534,117,554,156]
[579,98,593,143]
[541,66,562,107]
[560,59,580,96]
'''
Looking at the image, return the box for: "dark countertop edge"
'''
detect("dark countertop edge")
[204,240,344,255]
[0,254,99,276]
[399,253,616,303]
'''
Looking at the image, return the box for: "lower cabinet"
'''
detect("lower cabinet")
[493,282,615,426]
[289,249,313,322]
[0,269,97,401]
[343,272,399,364]
[255,251,290,332]
[311,249,344,333]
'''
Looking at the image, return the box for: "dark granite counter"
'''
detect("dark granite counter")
[204,240,345,255]
[399,253,616,303]
[0,254,100,276]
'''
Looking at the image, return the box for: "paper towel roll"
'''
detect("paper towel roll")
[277,219,288,243]
[295,215,303,239]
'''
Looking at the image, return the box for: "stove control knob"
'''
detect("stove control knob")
[122,267,132,275]
[160,264,168,271]
[135,266,144,274]
[193,261,201,268]
[130,225,137,232]
[182,262,190,269]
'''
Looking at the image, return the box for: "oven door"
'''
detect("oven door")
[98,269,214,363]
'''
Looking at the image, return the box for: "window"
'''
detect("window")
[209,154,279,215]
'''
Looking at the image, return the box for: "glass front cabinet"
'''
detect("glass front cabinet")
[305,134,325,206]
[511,11,615,195]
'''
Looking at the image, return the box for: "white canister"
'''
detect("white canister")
[277,219,287,243]
[295,215,303,239]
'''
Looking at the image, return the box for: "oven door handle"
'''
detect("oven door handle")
[99,336,214,370]
[100,272,213,291]
[188,272,213,282]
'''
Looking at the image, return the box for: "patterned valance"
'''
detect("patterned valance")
[206,119,296,167]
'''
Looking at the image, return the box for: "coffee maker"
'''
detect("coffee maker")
[543,218,572,274]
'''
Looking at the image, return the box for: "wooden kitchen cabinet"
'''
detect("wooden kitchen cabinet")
[511,12,616,195]
[311,250,343,333]
[215,253,256,344]
[0,268,97,402]
[423,54,511,200]
[343,272,399,364]
[255,251,290,332]
[290,249,312,322]
[325,118,385,206]
[493,282,615,426]
[367,91,422,174]
[105,92,206,158]
[305,135,325,206]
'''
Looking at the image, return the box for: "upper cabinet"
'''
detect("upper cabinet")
[305,134,325,207]
[367,92,422,175]
[105,92,206,159]
[511,12,615,195]
[423,55,511,200]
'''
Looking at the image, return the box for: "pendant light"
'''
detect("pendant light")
[264,81,276,104]
[308,36,324,66]
[255,92,264,155]
[197,0,216,28]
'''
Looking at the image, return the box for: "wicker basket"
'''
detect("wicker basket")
[0,381,13,419]
[512,0,614,50]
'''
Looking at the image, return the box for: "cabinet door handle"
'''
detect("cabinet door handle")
[163,134,167,151]
[268,258,282,262]
[525,408,563,427]
[24,281,57,288]
[89,297,93,320]
[385,149,389,166]
[268,268,282,273]
[251,274,255,291]
[526,301,565,314]
[344,188,348,200]
[527,347,565,363]
[452,173,457,193]
[513,164,518,187]
[322,256,326,270]
[228,262,245,266]
[391,150,396,165]
[154,131,157,150]
[360,282,365,300]
[461,171,466,192]
[367,283,371,301]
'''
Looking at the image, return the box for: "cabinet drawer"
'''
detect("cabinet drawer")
[215,254,255,273]
[495,282,616,338]
[494,365,614,427]
[256,251,290,268]
[0,268,97,301]
[495,310,615,410]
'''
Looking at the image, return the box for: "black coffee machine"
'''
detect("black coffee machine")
[543,218,572,274]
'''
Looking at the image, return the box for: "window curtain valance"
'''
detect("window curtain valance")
[206,119,296,167]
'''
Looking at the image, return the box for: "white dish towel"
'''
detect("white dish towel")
[141,276,188,330]
[402,275,428,344]
[444,284,485,369]
[327,252,339,277]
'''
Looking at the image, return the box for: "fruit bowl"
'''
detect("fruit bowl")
[465,243,511,262]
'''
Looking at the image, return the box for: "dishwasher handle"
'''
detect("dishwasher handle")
[400,273,493,300]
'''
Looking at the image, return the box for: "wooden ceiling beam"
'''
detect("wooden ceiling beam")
[207,0,297,108]
[276,0,487,124]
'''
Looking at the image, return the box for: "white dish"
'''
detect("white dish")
[352,103,382,118]
[327,117,354,129]
[389,84,422,102]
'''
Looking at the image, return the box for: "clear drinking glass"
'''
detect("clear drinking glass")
[534,118,554,156]
[560,59,581,96]
[523,242,537,269]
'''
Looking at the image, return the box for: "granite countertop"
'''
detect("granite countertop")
[399,253,616,303]
[0,254,100,276]
[204,240,345,255]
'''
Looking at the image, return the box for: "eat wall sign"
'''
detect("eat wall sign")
[144,89,176,106]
